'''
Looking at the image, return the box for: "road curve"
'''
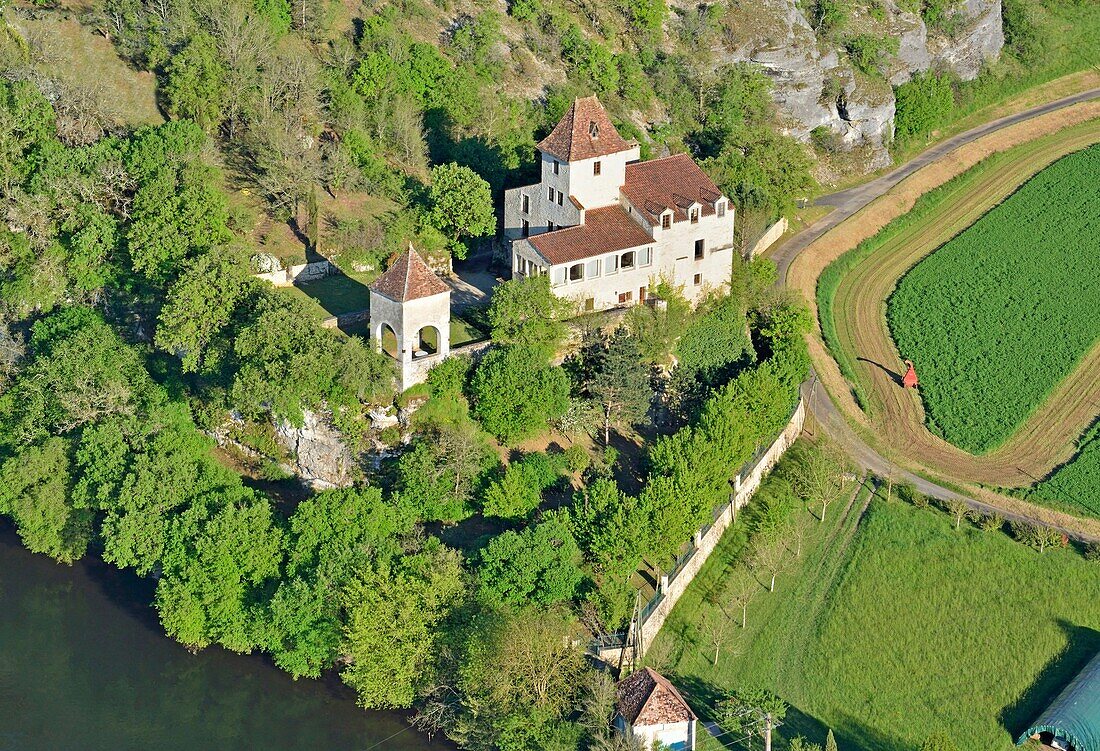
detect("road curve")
[773,87,1100,282]
[773,88,1100,542]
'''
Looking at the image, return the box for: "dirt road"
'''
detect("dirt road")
[772,90,1100,539]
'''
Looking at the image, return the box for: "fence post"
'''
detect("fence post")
[659,575,669,593]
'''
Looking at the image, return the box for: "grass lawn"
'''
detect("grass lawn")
[887,145,1100,453]
[278,273,374,322]
[653,475,1100,751]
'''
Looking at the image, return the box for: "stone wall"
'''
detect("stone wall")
[254,260,334,287]
[596,398,806,664]
[748,217,789,259]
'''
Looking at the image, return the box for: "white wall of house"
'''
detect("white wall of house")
[615,717,696,751]
[509,202,735,311]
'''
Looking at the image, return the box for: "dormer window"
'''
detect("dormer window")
[661,213,672,230]
[589,120,599,139]
[690,207,700,224]
[716,201,726,218]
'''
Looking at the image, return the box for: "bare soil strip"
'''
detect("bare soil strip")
[787,102,1100,492]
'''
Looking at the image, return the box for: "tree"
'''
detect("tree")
[894,71,955,144]
[163,32,228,132]
[471,345,570,444]
[1010,521,1063,554]
[584,330,653,445]
[394,421,497,523]
[0,437,91,563]
[699,609,737,666]
[478,511,585,607]
[792,443,848,524]
[341,541,465,708]
[428,162,494,258]
[486,275,570,355]
[789,737,823,751]
[156,246,254,373]
[748,537,785,593]
[723,567,758,628]
[718,687,787,751]
[942,498,972,531]
[825,729,839,751]
[481,452,561,520]
[623,279,692,365]
[155,490,285,653]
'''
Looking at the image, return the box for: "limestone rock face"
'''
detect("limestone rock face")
[928,0,1005,81]
[275,410,353,489]
[700,0,1004,171]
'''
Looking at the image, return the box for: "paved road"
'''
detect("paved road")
[773,87,1100,283]
[775,88,1100,542]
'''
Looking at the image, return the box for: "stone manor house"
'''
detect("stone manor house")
[370,96,738,390]
[503,96,736,311]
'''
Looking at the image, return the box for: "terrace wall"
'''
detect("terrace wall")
[593,397,806,666]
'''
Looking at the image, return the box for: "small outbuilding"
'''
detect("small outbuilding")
[615,667,697,751]
[1017,651,1100,751]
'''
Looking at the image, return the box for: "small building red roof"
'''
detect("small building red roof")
[527,205,653,265]
[617,668,697,726]
[622,153,724,224]
[369,246,449,302]
[537,96,634,163]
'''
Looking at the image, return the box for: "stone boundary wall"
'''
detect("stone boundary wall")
[321,309,369,330]
[594,398,806,665]
[748,217,788,259]
[254,260,334,287]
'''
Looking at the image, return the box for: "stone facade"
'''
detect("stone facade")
[368,247,452,391]
[504,97,736,312]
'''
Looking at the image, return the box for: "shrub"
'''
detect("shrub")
[843,34,898,76]
[1084,542,1100,563]
[894,71,955,145]
[564,444,591,474]
[978,512,1004,533]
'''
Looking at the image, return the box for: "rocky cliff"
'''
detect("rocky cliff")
[702,0,1003,168]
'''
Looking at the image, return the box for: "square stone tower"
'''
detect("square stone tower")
[369,246,451,391]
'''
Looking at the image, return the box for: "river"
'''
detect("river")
[0,524,452,751]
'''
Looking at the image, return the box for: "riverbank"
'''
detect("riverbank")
[0,522,452,751]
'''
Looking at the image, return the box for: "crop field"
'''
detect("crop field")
[1026,420,1100,518]
[656,486,1100,751]
[887,145,1100,454]
[812,118,1100,494]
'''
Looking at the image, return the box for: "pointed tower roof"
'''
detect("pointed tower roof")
[369,245,449,302]
[537,95,634,162]
[616,668,697,727]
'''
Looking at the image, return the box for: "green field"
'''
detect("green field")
[886,145,1100,453]
[655,477,1100,751]
[1027,421,1100,518]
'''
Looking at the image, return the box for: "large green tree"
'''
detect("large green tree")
[428,162,495,258]
[341,541,465,708]
[471,345,570,444]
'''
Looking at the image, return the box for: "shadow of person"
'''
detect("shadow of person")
[857,357,902,386]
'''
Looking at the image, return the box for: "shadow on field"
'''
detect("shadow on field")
[1000,621,1100,739]
[857,357,901,386]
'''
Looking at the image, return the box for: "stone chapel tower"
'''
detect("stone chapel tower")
[368,246,451,391]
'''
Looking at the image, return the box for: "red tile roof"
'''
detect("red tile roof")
[622,153,725,224]
[527,205,653,265]
[617,668,697,726]
[537,96,634,162]
[369,246,449,302]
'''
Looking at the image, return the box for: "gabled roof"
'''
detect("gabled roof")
[527,205,653,265]
[617,668,697,727]
[622,153,725,224]
[1017,651,1100,751]
[369,246,449,302]
[537,96,634,162]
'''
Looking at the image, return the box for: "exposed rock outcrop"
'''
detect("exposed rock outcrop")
[699,0,1003,169]
[275,409,354,489]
